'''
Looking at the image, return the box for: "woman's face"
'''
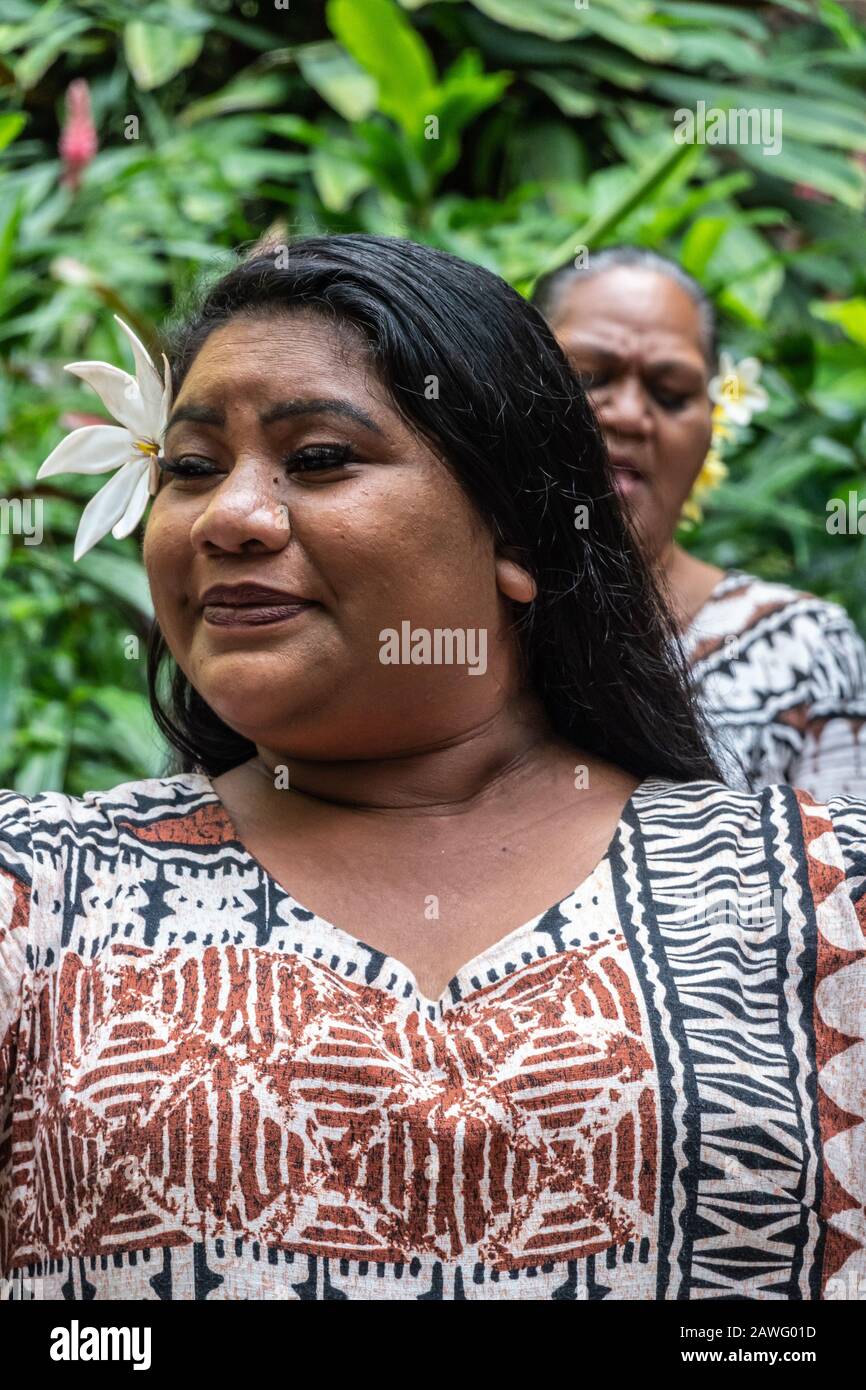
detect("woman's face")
[548,266,714,557]
[144,311,522,760]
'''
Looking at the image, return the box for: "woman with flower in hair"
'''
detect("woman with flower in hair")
[1,236,864,1303]
[533,246,866,798]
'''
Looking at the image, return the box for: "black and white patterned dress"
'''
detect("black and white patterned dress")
[1,773,864,1299]
[682,570,866,797]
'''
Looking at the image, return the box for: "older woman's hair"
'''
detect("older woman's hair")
[532,245,719,367]
[148,234,719,782]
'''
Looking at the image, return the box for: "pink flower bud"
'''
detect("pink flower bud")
[59,80,97,191]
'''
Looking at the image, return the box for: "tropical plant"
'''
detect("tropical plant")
[1,0,864,791]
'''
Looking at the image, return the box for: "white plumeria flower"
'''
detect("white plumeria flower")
[37,314,171,561]
[708,351,769,428]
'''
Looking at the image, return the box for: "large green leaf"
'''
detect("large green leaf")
[527,71,597,118]
[738,139,866,210]
[124,21,205,92]
[648,75,866,152]
[660,29,763,75]
[75,550,154,621]
[709,223,785,327]
[422,51,512,176]
[178,73,292,127]
[82,687,167,778]
[312,144,374,211]
[0,190,22,305]
[297,41,378,123]
[812,298,866,349]
[15,746,69,797]
[653,3,768,41]
[0,112,26,152]
[528,137,700,287]
[680,214,733,279]
[0,634,24,750]
[466,0,591,40]
[326,0,436,132]
[579,6,677,62]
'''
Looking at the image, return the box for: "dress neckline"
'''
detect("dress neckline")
[178,770,660,1014]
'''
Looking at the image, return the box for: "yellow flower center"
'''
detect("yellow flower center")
[132,438,158,456]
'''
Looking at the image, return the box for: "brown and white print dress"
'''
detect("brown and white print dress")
[1,772,864,1300]
[682,570,866,798]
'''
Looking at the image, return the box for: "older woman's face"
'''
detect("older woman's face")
[548,267,714,556]
[144,312,516,759]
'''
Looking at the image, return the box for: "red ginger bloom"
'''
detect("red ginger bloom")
[59,80,97,190]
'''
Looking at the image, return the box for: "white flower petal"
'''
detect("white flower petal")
[64,361,152,439]
[736,356,762,386]
[37,425,134,478]
[39,317,171,561]
[724,400,752,427]
[111,460,151,540]
[113,316,165,427]
[73,459,146,562]
[718,350,735,380]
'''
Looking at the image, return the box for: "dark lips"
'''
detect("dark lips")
[200,583,315,628]
[607,454,646,477]
[608,454,648,495]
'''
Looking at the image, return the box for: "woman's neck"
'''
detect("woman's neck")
[658,542,725,632]
[219,692,626,822]
[244,695,559,816]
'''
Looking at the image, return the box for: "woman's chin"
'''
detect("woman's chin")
[188,645,323,728]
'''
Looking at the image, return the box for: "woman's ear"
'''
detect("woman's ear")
[495,555,537,604]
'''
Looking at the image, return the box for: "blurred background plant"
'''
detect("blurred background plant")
[1,0,865,792]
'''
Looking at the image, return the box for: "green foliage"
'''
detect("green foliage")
[1,0,865,791]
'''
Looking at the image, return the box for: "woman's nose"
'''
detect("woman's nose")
[593,377,652,435]
[189,464,291,554]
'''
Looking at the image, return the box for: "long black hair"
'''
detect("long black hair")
[148,233,719,782]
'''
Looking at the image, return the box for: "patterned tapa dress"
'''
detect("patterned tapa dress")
[1,773,864,1300]
[683,570,866,799]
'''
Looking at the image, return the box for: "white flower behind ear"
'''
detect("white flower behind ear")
[36,315,172,561]
[708,351,769,428]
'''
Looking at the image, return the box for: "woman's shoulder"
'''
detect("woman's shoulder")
[0,772,230,1015]
[0,771,217,845]
[632,777,866,911]
[685,571,866,707]
[634,772,866,826]
[0,771,227,909]
[697,568,859,642]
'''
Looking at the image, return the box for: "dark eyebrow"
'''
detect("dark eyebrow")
[565,344,623,370]
[645,359,704,378]
[259,399,382,433]
[165,398,383,435]
[164,403,225,432]
[564,341,619,361]
[565,345,704,379]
